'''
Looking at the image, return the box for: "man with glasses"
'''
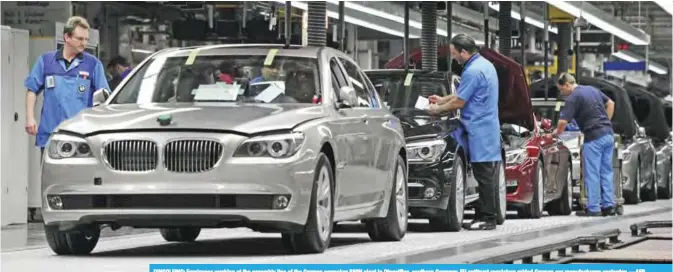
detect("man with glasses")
[24,16,110,157]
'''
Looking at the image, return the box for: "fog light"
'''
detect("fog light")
[48,196,63,210]
[423,187,436,199]
[273,195,290,209]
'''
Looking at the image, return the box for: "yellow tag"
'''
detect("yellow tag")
[404,72,413,87]
[555,101,563,111]
[264,49,279,66]
[184,48,201,65]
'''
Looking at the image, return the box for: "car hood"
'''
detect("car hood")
[58,103,326,135]
[383,46,535,130]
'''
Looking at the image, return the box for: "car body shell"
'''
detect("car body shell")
[41,45,407,232]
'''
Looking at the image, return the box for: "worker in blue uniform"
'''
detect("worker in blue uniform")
[428,34,502,230]
[24,16,110,157]
[550,73,616,216]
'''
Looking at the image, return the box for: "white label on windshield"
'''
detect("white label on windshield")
[193,84,240,101]
[254,82,285,103]
[415,96,429,110]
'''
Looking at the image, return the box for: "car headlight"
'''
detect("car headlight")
[47,134,93,159]
[506,149,527,165]
[406,139,446,163]
[234,132,304,158]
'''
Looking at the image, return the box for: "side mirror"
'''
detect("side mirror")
[541,118,553,132]
[92,88,110,107]
[338,86,358,108]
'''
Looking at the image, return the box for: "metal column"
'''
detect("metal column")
[520,2,526,66]
[285,1,291,48]
[338,1,345,51]
[543,3,550,100]
[404,1,410,72]
[557,23,572,74]
[483,2,489,48]
[421,2,437,71]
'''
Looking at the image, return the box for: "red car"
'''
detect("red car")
[385,46,574,219]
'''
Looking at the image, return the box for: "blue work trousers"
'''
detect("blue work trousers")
[582,133,617,213]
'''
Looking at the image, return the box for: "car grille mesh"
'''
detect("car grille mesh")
[163,140,223,173]
[103,140,158,172]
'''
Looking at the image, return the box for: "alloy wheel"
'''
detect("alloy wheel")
[499,164,507,218]
[455,161,465,224]
[395,164,408,233]
[316,165,332,242]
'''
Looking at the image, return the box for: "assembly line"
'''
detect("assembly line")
[1,0,671,267]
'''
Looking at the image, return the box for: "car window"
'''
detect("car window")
[111,54,320,104]
[367,74,448,111]
[338,57,371,108]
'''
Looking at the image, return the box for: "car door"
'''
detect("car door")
[328,57,376,211]
[336,57,381,207]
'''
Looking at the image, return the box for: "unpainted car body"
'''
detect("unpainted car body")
[41,45,409,255]
[530,77,655,205]
[625,85,672,200]
[365,69,507,231]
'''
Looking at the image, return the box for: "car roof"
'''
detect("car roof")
[152,44,324,59]
[364,69,452,79]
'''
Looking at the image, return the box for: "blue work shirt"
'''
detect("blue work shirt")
[456,53,502,163]
[120,67,132,79]
[566,119,580,131]
[24,50,110,147]
[559,85,613,143]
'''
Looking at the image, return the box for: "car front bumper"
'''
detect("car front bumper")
[505,160,536,205]
[41,133,316,231]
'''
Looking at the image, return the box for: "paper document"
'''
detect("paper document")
[254,83,285,103]
[193,84,240,101]
[415,96,429,110]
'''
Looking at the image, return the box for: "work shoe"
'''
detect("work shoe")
[576,210,602,217]
[601,207,616,216]
[462,220,496,230]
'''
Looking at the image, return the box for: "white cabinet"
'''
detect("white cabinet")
[1,25,30,227]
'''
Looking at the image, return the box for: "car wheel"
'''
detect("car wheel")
[44,224,100,255]
[625,162,642,204]
[160,227,201,242]
[518,160,544,219]
[548,166,572,216]
[282,153,334,254]
[429,155,465,232]
[658,161,672,199]
[495,162,507,225]
[367,154,408,241]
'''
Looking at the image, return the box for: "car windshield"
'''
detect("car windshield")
[110,53,319,104]
[367,74,453,114]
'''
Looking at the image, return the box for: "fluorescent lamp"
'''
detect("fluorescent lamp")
[612,51,668,75]
[279,1,418,38]
[488,3,558,34]
[546,1,649,45]
[654,0,673,15]
[321,0,484,44]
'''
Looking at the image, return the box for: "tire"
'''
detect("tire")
[44,224,100,255]
[367,154,408,241]
[658,160,672,199]
[160,227,201,242]
[518,160,544,219]
[495,162,507,225]
[282,153,334,254]
[624,163,641,204]
[548,165,573,216]
[429,154,466,232]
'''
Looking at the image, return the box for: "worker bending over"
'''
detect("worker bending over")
[428,34,502,230]
[551,73,616,216]
[24,16,110,157]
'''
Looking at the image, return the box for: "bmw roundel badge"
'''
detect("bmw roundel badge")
[78,84,87,93]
